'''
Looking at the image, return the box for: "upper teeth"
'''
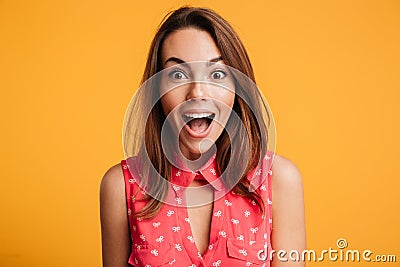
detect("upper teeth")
[184,113,213,118]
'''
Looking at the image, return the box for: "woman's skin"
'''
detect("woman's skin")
[160,28,235,164]
[160,29,232,254]
[100,28,306,267]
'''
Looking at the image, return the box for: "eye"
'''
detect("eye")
[210,69,227,80]
[168,69,188,80]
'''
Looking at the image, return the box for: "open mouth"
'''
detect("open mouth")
[182,112,215,134]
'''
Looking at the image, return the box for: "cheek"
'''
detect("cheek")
[160,91,184,116]
[160,84,190,116]
[228,93,235,108]
[221,91,235,109]
[160,95,174,116]
[213,84,235,108]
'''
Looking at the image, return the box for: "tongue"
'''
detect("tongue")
[188,118,208,133]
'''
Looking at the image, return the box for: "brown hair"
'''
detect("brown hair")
[125,6,272,219]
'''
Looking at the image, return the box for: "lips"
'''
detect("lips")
[181,111,216,138]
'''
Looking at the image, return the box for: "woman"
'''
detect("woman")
[100,6,305,267]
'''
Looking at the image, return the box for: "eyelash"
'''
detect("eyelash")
[168,68,188,80]
[167,68,227,80]
[210,69,227,79]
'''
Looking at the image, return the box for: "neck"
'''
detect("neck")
[178,148,215,171]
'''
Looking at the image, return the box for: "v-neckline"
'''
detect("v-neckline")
[181,189,225,262]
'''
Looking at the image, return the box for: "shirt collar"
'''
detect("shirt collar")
[171,153,223,191]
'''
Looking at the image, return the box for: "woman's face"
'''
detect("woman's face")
[160,28,235,160]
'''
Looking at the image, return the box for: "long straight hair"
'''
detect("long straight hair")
[126,6,272,219]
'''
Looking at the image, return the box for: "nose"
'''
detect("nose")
[186,82,209,101]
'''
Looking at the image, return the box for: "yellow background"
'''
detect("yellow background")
[1,0,399,266]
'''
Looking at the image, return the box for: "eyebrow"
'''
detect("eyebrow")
[163,56,223,67]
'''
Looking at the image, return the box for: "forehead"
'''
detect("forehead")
[161,28,222,66]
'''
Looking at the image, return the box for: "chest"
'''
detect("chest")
[129,191,271,267]
[185,180,214,255]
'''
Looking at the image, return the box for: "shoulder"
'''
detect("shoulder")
[270,154,306,259]
[271,153,303,190]
[100,163,124,188]
[100,163,132,267]
[100,162,129,229]
[271,154,304,206]
[270,154,305,229]
[100,163,125,203]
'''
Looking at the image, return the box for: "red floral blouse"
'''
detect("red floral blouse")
[121,151,274,267]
